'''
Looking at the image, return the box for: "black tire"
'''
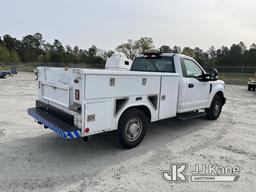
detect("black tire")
[205,95,223,120]
[248,85,251,91]
[116,108,148,149]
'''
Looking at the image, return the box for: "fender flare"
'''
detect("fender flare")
[207,88,225,108]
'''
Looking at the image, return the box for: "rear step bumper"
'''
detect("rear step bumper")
[27,108,81,139]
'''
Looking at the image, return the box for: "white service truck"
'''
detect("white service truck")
[28,51,226,148]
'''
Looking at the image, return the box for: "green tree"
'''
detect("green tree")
[173,46,181,53]
[88,45,97,57]
[34,33,45,49]
[208,46,216,60]
[182,47,194,57]
[116,37,155,60]
[250,43,256,50]
[135,37,154,53]
[73,46,79,56]
[0,44,20,62]
[193,47,209,66]
[19,34,43,62]
[9,50,20,62]
[50,39,65,63]
[116,39,137,60]
[0,44,10,62]
[160,45,172,53]
[3,35,17,51]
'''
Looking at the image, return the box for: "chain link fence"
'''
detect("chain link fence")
[203,66,256,84]
[1,62,255,84]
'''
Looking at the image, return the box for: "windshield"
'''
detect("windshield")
[131,57,175,73]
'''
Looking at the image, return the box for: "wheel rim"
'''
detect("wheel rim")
[124,118,142,142]
[213,100,221,117]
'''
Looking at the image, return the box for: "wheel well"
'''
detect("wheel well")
[215,91,225,104]
[216,91,224,98]
[121,105,151,121]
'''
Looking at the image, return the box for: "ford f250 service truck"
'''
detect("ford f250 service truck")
[28,51,226,149]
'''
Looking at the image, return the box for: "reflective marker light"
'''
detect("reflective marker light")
[84,128,90,134]
[75,89,80,100]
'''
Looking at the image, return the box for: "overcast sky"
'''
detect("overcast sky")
[1,0,256,51]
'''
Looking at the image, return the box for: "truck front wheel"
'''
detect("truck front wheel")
[116,109,148,149]
[205,95,223,120]
[248,85,251,91]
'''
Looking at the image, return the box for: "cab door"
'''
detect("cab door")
[181,58,210,111]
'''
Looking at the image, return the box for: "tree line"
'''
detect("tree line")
[0,33,113,65]
[1,33,256,71]
[117,39,256,68]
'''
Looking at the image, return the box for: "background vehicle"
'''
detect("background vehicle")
[0,71,7,78]
[28,51,226,148]
[248,72,256,91]
[0,67,17,78]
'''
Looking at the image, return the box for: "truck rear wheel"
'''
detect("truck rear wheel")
[116,108,148,149]
[205,95,223,120]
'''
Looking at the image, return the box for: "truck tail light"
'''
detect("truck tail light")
[75,89,80,100]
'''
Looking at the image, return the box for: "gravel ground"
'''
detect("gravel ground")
[0,72,256,192]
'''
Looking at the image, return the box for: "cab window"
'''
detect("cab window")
[131,57,175,73]
[180,58,203,77]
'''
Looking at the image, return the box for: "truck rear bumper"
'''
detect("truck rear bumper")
[27,108,81,139]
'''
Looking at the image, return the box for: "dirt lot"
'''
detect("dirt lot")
[0,72,255,192]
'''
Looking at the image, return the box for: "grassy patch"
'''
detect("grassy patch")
[0,66,10,70]
[219,73,254,84]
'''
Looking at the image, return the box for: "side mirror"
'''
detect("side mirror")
[208,68,219,81]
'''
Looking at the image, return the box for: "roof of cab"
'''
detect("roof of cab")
[136,52,193,60]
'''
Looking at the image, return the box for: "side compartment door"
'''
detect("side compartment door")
[158,76,179,120]
[181,58,210,111]
[83,101,113,136]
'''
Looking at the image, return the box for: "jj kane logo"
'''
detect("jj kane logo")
[161,163,240,183]
[161,163,188,183]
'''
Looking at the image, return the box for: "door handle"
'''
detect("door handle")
[188,83,194,88]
